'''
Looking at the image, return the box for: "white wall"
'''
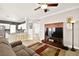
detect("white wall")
[39,8,79,49]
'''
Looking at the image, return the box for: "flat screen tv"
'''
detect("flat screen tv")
[52,28,63,38]
[45,27,63,39]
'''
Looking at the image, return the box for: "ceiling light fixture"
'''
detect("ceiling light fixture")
[41,4,47,9]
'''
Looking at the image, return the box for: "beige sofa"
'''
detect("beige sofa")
[0,37,39,56]
[0,37,16,56]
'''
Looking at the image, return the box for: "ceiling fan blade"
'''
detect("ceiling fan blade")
[34,7,41,11]
[47,3,58,6]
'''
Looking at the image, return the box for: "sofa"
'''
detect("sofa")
[0,37,16,56]
[0,37,39,56]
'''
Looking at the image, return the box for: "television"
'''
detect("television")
[52,28,63,38]
[45,28,63,39]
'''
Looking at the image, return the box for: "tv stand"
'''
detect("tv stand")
[42,38,69,50]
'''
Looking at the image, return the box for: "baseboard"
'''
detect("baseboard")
[64,45,79,49]
[74,46,79,49]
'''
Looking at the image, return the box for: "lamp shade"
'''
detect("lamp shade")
[67,16,75,24]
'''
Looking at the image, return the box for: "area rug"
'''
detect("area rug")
[28,42,66,56]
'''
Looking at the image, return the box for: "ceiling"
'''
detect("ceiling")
[0,3,79,22]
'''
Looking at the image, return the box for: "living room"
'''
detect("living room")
[0,3,79,56]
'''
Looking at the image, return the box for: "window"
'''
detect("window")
[18,23,26,29]
[0,23,10,29]
[10,25,16,33]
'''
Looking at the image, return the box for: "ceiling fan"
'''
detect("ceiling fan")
[34,3,58,13]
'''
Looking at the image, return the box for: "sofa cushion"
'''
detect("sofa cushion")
[10,40,39,56]
[24,47,39,56]
[16,49,30,56]
[10,40,22,48]
[0,37,9,45]
[12,45,23,52]
[0,43,16,56]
